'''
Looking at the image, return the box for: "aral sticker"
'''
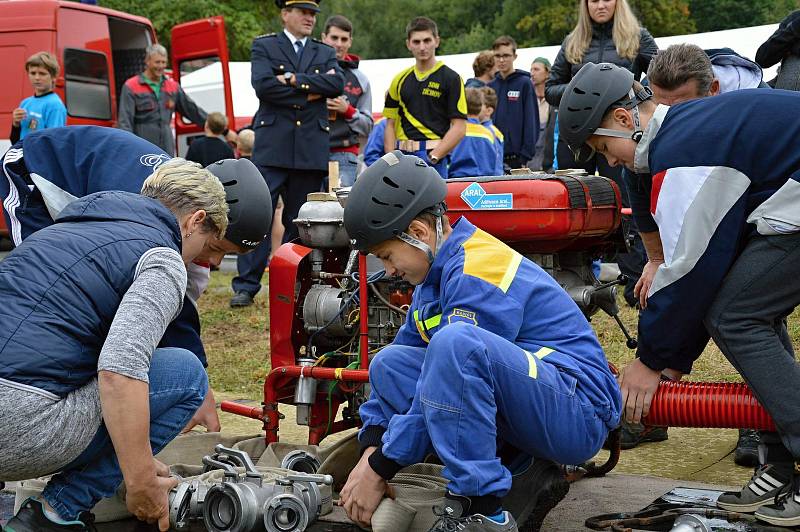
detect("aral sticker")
[460,182,513,210]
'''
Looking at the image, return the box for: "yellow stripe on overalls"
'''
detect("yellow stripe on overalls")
[524,347,554,379]
[413,309,441,343]
[462,229,523,293]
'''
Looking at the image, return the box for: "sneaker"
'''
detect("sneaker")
[734,429,760,468]
[754,475,800,527]
[618,421,668,450]
[3,498,96,531]
[717,464,789,512]
[428,494,518,532]
[501,458,569,532]
[229,291,254,308]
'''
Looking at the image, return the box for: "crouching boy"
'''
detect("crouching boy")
[339,151,622,531]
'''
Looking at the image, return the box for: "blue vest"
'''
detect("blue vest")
[0,191,182,397]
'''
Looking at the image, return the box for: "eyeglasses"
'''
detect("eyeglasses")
[493,53,514,60]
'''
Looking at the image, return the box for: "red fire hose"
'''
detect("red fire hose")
[222,372,777,449]
[645,380,775,430]
[584,380,775,477]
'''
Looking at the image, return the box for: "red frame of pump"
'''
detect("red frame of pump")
[221,250,779,447]
[222,253,371,444]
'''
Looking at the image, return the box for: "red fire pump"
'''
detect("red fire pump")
[220,171,776,473]
[222,171,635,442]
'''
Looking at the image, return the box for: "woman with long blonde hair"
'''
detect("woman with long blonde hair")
[546,0,657,174]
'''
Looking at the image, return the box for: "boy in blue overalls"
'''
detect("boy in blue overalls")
[339,151,621,532]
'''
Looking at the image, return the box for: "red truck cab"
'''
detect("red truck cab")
[0,0,236,241]
[0,0,236,151]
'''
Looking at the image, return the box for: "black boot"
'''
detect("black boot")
[734,429,760,467]
[501,458,569,532]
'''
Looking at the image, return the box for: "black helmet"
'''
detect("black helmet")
[558,62,651,161]
[206,158,271,249]
[343,151,446,252]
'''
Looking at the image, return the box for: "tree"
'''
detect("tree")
[99,0,277,61]
[689,0,799,33]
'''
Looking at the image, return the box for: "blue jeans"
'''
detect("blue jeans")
[42,348,208,520]
[360,323,609,497]
[329,151,359,187]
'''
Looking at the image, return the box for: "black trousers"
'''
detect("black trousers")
[232,165,325,296]
[705,232,800,461]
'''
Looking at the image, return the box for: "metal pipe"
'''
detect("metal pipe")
[251,366,370,443]
[369,283,407,315]
[220,401,265,420]
[358,254,369,370]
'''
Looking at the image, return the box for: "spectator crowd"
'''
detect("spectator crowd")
[6,0,800,529]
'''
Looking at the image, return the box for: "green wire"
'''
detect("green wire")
[322,360,362,440]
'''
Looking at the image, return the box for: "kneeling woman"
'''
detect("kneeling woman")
[0,159,228,532]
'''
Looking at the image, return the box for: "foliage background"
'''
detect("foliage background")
[95,0,800,61]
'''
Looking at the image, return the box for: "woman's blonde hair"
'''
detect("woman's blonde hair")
[565,0,642,64]
[141,158,228,238]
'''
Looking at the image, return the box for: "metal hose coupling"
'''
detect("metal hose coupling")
[201,445,333,532]
[169,477,212,530]
[280,450,321,474]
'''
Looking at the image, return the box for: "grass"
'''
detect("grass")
[199,268,800,483]
[201,268,766,400]
[200,271,270,398]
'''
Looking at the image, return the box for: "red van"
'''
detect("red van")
[0,0,238,240]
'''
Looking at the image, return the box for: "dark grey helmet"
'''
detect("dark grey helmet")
[558,62,647,161]
[343,151,446,252]
[205,158,272,249]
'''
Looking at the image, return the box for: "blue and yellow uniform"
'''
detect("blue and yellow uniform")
[359,217,621,498]
[448,118,499,178]
[482,119,505,175]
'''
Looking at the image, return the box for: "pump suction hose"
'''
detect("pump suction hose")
[585,380,775,478]
[645,380,775,430]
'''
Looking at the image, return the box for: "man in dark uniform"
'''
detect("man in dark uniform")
[231,0,344,307]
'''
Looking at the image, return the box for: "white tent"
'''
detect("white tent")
[182,23,781,121]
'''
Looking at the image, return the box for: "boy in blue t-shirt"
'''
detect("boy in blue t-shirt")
[10,51,67,144]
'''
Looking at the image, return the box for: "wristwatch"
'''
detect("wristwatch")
[283,72,294,83]
[429,155,440,165]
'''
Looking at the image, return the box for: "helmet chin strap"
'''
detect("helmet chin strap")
[594,87,649,143]
[395,215,444,264]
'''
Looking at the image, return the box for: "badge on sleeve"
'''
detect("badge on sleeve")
[448,308,477,326]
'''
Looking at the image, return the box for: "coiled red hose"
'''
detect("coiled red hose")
[645,381,776,431]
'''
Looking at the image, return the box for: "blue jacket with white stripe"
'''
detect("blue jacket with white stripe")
[634,89,800,372]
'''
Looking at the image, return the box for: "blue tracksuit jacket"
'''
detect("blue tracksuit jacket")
[0,126,207,365]
[359,218,621,496]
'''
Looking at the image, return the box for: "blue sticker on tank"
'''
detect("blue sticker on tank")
[460,182,513,210]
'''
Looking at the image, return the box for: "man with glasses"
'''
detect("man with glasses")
[488,35,538,171]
